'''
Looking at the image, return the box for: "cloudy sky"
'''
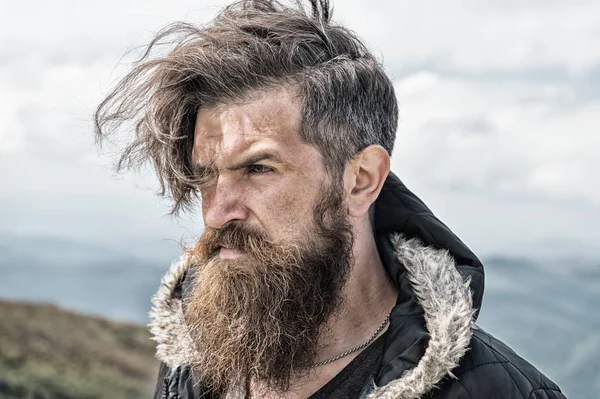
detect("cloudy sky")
[1,0,599,261]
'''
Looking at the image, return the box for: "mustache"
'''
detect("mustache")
[192,223,273,260]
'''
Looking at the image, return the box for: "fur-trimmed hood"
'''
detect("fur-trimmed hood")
[149,173,485,398]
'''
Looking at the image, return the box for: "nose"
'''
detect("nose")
[201,175,249,229]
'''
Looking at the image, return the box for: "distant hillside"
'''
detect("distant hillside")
[0,299,159,399]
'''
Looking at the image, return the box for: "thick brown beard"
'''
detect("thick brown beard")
[184,181,354,395]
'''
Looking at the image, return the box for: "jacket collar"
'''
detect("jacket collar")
[149,173,483,399]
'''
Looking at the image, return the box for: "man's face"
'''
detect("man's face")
[185,89,355,393]
[192,88,330,250]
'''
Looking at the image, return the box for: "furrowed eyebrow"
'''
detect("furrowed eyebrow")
[190,152,280,184]
[226,153,280,171]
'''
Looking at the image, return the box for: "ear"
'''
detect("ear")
[344,145,390,219]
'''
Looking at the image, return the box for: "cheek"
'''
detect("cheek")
[257,180,320,235]
[277,178,317,210]
[199,186,215,217]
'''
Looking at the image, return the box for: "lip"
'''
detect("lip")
[219,246,246,260]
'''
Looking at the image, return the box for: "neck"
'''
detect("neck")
[316,219,398,364]
[250,219,398,398]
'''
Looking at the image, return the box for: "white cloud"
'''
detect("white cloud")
[392,72,600,206]
[337,0,600,74]
[394,71,441,95]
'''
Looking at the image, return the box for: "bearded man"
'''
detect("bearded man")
[95,1,565,398]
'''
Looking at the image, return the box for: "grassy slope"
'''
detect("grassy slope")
[0,299,159,399]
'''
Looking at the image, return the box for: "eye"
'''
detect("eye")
[247,164,274,174]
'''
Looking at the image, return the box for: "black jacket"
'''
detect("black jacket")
[150,173,566,399]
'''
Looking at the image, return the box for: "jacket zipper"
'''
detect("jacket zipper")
[161,374,169,399]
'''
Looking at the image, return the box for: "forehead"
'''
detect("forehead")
[192,89,305,164]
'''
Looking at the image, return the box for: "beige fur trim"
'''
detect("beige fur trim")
[366,235,476,399]
[148,254,196,368]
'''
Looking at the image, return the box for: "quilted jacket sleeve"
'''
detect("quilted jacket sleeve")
[528,388,567,399]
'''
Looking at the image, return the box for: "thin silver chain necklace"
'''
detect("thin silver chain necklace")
[312,312,391,368]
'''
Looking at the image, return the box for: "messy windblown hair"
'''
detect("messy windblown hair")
[94,0,398,214]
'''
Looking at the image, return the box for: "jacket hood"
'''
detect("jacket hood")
[149,172,484,399]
